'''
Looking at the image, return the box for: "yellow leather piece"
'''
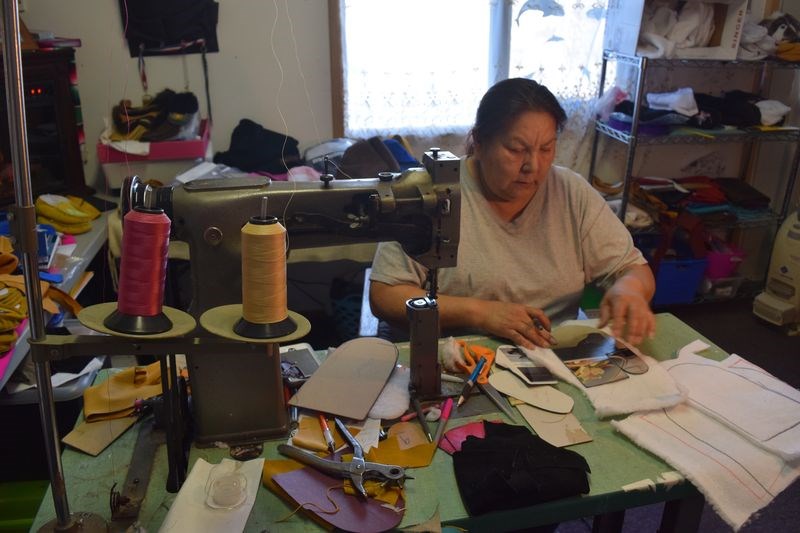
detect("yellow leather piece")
[342,478,402,506]
[0,275,58,314]
[366,422,437,468]
[35,194,93,225]
[45,285,83,316]
[777,41,800,62]
[83,362,163,422]
[67,195,102,220]
[0,329,18,343]
[0,236,18,275]
[36,215,92,235]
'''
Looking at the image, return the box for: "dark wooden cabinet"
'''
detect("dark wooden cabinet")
[0,48,87,205]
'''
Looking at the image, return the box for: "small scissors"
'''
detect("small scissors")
[456,341,516,419]
[456,341,495,386]
[278,418,407,498]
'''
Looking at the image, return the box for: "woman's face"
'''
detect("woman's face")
[473,110,558,205]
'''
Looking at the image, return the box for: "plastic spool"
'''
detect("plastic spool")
[234,215,297,338]
[104,205,173,334]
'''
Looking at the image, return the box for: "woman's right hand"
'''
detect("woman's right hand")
[370,281,556,348]
[476,301,556,349]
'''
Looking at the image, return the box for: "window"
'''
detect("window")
[331,0,610,171]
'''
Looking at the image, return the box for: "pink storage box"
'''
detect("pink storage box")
[706,243,745,280]
[97,119,210,163]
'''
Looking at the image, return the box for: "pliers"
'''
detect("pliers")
[277,418,407,498]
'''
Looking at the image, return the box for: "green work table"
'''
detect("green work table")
[33,313,724,531]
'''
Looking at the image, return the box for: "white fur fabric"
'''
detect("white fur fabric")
[612,340,800,530]
[664,341,800,461]
[519,322,685,418]
[440,336,466,373]
[367,364,410,420]
[613,404,800,531]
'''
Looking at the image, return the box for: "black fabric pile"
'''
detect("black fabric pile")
[714,178,771,209]
[214,119,302,173]
[452,422,590,515]
[614,90,769,131]
[690,91,762,129]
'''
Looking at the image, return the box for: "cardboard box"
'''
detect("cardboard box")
[604,0,746,60]
[97,119,211,189]
[97,119,210,164]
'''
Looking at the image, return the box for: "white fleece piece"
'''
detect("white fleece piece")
[613,404,800,531]
[368,364,410,420]
[755,100,791,126]
[664,340,800,461]
[520,322,685,418]
[612,340,800,530]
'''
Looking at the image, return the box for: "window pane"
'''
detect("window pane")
[343,0,491,137]
[509,1,606,102]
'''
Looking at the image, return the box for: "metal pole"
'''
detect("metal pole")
[0,1,73,528]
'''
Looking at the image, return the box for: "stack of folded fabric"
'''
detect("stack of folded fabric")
[0,283,26,353]
[111,89,200,142]
[0,274,62,355]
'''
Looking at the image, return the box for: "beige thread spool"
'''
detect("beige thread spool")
[241,217,288,325]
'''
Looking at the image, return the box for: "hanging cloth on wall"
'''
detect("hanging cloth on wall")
[119,0,217,123]
[119,0,219,57]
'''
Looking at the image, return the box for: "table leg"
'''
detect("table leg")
[592,510,625,533]
[160,353,187,492]
[659,492,705,533]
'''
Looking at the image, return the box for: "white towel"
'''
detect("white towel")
[613,405,800,531]
[159,457,264,533]
[664,341,800,461]
[521,322,685,418]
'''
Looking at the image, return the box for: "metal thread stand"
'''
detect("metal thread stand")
[1,2,107,531]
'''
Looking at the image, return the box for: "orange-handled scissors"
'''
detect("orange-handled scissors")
[455,341,515,419]
[455,340,495,384]
[456,340,514,420]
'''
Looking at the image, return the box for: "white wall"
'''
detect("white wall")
[21,0,333,191]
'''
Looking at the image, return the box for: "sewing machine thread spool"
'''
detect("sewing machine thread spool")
[103,205,173,334]
[234,215,297,338]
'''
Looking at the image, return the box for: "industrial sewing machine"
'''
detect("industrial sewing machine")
[124,149,461,445]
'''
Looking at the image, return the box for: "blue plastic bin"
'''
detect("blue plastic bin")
[651,257,708,306]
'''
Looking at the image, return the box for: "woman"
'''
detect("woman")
[369,78,656,347]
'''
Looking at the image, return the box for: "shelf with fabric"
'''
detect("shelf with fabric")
[595,120,800,146]
[0,211,110,393]
[589,49,800,307]
[589,50,800,224]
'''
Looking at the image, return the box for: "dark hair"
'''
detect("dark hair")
[467,78,567,155]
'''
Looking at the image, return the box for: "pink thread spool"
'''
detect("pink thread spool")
[104,206,173,334]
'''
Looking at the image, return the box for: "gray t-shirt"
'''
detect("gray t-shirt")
[370,157,646,325]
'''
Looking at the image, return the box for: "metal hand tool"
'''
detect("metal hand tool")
[456,340,516,420]
[277,418,407,498]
